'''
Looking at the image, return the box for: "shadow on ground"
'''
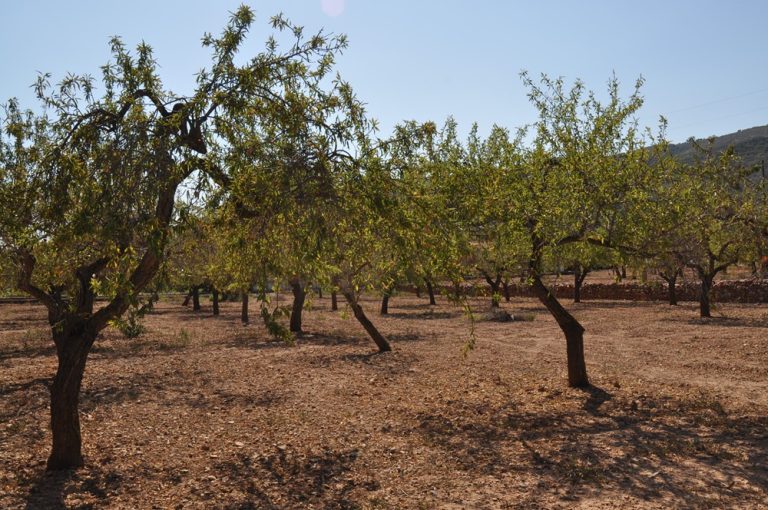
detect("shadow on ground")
[22,467,123,510]
[214,447,372,509]
[413,386,768,507]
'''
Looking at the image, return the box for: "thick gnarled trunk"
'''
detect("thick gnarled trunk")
[531,275,589,387]
[47,323,97,470]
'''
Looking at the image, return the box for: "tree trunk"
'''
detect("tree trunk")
[192,286,201,312]
[380,284,394,315]
[484,274,502,308]
[342,290,392,352]
[660,272,678,306]
[212,288,220,316]
[502,278,511,302]
[331,291,338,311]
[317,287,323,299]
[182,289,192,307]
[47,325,97,470]
[573,266,588,303]
[290,279,306,333]
[425,278,436,306]
[699,274,713,318]
[453,281,462,301]
[380,294,390,315]
[415,286,421,298]
[241,291,249,324]
[531,275,589,387]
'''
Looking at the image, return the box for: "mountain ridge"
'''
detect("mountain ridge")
[668,124,768,173]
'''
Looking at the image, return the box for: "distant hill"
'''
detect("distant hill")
[668,125,768,175]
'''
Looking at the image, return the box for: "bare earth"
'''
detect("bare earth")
[1,293,767,509]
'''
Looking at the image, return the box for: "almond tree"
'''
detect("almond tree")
[497,73,657,387]
[664,140,755,317]
[0,7,350,470]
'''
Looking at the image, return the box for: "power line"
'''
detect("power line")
[671,104,768,131]
[666,86,768,114]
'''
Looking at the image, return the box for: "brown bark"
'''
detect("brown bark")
[483,273,502,308]
[699,274,714,318]
[192,286,201,312]
[19,110,202,471]
[182,289,192,307]
[660,271,679,306]
[341,289,392,352]
[212,288,220,316]
[573,266,589,303]
[531,275,589,387]
[380,284,395,315]
[241,291,249,324]
[290,279,306,333]
[425,278,436,306]
[380,294,390,315]
[502,278,511,302]
[331,291,338,311]
[46,319,98,470]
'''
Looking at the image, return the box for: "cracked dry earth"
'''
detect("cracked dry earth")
[1,293,767,509]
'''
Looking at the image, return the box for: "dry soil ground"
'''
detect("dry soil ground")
[1,293,767,509]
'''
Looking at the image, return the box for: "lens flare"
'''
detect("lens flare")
[321,0,345,17]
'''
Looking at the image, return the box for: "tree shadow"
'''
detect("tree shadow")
[23,471,69,510]
[683,315,768,328]
[215,447,370,510]
[0,316,49,329]
[388,332,423,343]
[0,377,50,423]
[656,312,768,329]
[22,467,123,510]
[412,389,768,507]
[582,385,612,415]
[339,351,387,364]
[295,331,368,348]
[572,300,666,310]
[78,372,165,411]
[211,388,289,409]
[0,343,56,362]
[383,302,439,311]
[88,336,197,360]
[0,377,49,397]
[380,311,457,320]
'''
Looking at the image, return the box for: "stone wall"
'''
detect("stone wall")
[428,279,768,304]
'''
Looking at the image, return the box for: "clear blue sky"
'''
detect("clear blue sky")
[2,1,768,143]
